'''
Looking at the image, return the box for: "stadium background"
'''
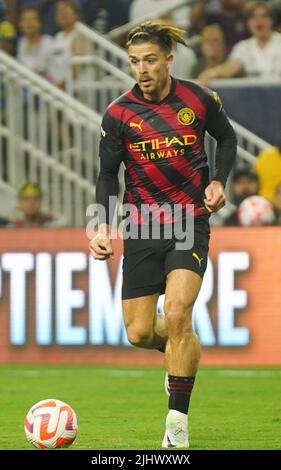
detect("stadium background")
[0,0,281,451]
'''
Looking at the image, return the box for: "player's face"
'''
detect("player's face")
[128,42,173,101]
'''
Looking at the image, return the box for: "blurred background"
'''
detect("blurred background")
[0,0,280,368]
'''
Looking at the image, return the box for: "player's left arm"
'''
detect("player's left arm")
[204,90,237,212]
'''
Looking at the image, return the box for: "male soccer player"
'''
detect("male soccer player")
[89,21,237,448]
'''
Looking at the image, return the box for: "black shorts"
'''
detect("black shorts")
[122,216,210,300]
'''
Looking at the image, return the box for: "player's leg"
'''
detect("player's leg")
[162,268,202,449]
[162,215,209,447]
[122,235,168,350]
[164,269,202,376]
[122,294,167,350]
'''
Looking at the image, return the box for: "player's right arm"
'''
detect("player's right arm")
[89,111,124,260]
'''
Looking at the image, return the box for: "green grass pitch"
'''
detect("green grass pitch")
[0,365,280,450]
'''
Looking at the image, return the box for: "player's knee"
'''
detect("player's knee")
[126,324,151,348]
[164,297,193,318]
[164,298,193,334]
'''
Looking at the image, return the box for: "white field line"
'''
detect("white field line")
[212,369,281,377]
[0,368,280,378]
[0,369,147,377]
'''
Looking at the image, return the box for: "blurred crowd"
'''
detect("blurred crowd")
[0,0,281,227]
[0,0,281,83]
[0,0,91,88]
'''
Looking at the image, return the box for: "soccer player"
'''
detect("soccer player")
[89,21,237,448]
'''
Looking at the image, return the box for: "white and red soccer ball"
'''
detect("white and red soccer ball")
[238,195,275,227]
[24,399,78,449]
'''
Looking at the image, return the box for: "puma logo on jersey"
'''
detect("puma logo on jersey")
[192,252,204,267]
[130,119,144,131]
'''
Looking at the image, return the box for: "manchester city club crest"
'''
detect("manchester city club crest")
[177,108,196,126]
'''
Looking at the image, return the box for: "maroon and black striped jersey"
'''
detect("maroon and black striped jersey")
[97,78,236,223]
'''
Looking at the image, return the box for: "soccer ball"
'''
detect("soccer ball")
[24,399,78,449]
[238,195,275,227]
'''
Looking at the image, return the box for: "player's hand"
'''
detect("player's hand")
[204,180,226,214]
[89,233,114,260]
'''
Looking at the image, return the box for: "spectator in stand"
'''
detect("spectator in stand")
[47,0,87,88]
[190,0,248,53]
[82,0,130,34]
[273,182,281,225]
[224,169,259,226]
[190,0,222,30]
[130,0,191,31]
[0,19,17,55]
[254,134,281,204]
[5,1,59,34]
[11,182,64,228]
[198,2,281,84]
[17,7,53,76]
[192,25,226,78]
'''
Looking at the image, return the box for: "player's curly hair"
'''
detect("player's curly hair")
[126,21,187,53]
